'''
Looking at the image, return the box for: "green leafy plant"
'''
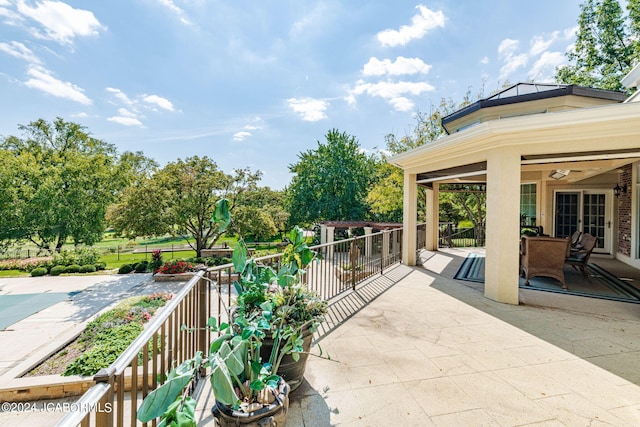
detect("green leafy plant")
[138,199,326,425]
[64,293,172,377]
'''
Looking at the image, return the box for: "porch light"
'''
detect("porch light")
[549,169,570,180]
[614,183,627,197]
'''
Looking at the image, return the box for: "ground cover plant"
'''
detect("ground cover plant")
[27,292,173,377]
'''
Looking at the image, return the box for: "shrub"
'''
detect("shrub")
[118,264,133,274]
[134,261,148,273]
[50,265,66,276]
[64,264,81,274]
[94,262,106,270]
[157,260,193,274]
[52,247,100,268]
[30,267,48,277]
[79,264,96,273]
[0,256,53,272]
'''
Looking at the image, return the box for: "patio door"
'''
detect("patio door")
[554,191,612,254]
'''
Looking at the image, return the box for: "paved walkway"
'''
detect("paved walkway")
[196,251,640,426]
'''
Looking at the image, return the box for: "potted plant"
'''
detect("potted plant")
[233,224,327,391]
[137,199,327,425]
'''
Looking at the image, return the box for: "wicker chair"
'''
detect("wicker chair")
[520,236,571,289]
[565,233,598,278]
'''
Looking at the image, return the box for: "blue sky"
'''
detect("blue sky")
[0,0,582,189]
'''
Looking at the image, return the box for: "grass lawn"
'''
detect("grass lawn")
[101,250,197,270]
[0,270,30,278]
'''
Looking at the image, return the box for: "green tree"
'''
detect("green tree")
[0,118,132,250]
[108,157,262,256]
[286,129,376,226]
[556,0,640,91]
[233,187,288,241]
[368,98,460,223]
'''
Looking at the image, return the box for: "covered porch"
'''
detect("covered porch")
[391,100,640,305]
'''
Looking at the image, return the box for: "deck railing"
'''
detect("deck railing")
[55,227,416,426]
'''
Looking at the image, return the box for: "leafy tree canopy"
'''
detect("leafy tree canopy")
[286,129,377,227]
[108,156,262,256]
[556,0,640,91]
[0,118,146,250]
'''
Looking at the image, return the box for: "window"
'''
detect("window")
[520,183,536,226]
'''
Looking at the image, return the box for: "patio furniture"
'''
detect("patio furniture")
[566,233,598,278]
[520,236,571,289]
[570,230,582,248]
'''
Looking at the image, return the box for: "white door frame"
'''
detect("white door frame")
[553,189,614,254]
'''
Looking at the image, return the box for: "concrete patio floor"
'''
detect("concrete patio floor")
[195,249,640,426]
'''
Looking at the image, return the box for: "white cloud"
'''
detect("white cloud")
[377,5,445,47]
[233,131,251,141]
[0,41,41,64]
[116,107,138,118]
[527,51,566,81]
[362,56,431,76]
[143,94,175,111]
[155,0,192,25]
[288,97,329,121]
[70,112,88,118]
[497,38,527,80]
[349,80,435,111]
[16,0,105,45]
[529,32,559,57]
[498,38,519,59]
[104,89,176,126]
[480,56,489,65]
[107,116,143,127]
[24,65,92,104]
[106,87,134,105]
[388,96,415,112]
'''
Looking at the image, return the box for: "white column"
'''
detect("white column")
[326,226,335,260]
[425,185,439,250]
[403,172,417,265]
[392,229,399,259]
[382,230,390,268]
[364,226,373,259]
[319,224,327,257]
[485,147,521,305]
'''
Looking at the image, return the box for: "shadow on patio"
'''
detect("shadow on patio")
[195,250,640,425]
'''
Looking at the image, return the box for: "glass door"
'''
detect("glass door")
[554,192,579,238]
[554,191,612,254]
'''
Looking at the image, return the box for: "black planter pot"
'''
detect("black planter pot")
[260,323,314,392]
[212,379,289,427]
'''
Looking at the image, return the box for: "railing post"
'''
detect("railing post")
[382,230,390,273]
[198,275,208,368]
[93,367,115,427]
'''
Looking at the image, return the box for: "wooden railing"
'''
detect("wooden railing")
[55,227,413,426]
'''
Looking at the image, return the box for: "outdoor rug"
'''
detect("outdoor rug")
[0,292,71,330]
[453,254,640,304]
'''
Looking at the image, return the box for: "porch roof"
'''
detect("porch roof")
[389,100,640,180]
